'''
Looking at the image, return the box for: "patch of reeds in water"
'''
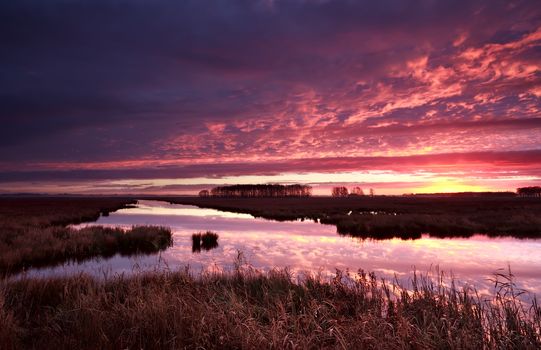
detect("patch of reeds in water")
[192,231,219,252]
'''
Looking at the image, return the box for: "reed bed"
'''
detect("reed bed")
[164,196,541,239]
[0,197,172,274]
[0,225,173,273]
[0,265,539,349]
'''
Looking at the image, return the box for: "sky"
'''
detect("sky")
[1,0,540,195]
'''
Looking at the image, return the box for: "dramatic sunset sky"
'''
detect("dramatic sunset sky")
[1,0,540,195]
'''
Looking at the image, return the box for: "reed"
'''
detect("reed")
[163,196,541,239]
[192,231,219,252]
[0,225,173,273]
[0,265,539,349]
[0,198,172,274]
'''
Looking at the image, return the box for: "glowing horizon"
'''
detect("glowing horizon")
[0,168,535,196]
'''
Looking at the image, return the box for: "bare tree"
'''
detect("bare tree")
[369,188,375,196]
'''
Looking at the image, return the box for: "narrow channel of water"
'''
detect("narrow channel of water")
[21,200,541,296]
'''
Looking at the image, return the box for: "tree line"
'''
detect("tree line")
[199,184,312,197]
[331,186,374,197]
[517,186,541,197]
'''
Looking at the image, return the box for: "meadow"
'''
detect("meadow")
[163,196,541,239]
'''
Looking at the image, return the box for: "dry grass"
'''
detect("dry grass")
[0,264,539,349]
[1,225,173,273]
[0,197,172,274]
[0,197,136,227]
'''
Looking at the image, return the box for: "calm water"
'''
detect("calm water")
[22,200,541,295]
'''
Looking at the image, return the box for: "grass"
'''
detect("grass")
[0,197,136,227]
[159,196,541,239]
[1,225,172,273]
[0,265,539,349]
[192,231,219,253]
[0,197,172,274]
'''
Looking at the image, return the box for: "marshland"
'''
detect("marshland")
[165,195,541,239]
[0,197,172,274]
[1,195,541,348]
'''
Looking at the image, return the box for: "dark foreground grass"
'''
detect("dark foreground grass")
[0,267,539,349]
[0,197,172,274]
[162,196,541,239]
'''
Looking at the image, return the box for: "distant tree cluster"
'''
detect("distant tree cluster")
[198,190,210,197]
[203,184,312,197]
[331,187,349,197]
[331,186,375,197]
[517,186,541,197]
[350,187,364,196]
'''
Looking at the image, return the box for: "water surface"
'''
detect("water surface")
[24,200,541,295]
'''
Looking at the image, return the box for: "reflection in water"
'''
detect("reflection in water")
[23,200,541,297]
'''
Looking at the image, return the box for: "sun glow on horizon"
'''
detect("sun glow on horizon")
[0,173,520,196]
[412,179,489,194]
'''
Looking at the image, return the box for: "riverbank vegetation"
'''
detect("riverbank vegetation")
[1,266,539,349]
[163,196,541,239]
[0,197,172,274]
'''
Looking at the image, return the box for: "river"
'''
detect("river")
[21,200,541,296]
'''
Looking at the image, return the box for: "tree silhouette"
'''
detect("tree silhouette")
[332,187,349,197]
[350,187,364,196]
[517,186,541,197]
[205,184,312,197]
[198,190,210,197]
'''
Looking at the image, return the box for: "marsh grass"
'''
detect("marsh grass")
[0,197,135,227]
[0,225,173,274]
[0,264,539,349]
[0,198,172,274]
[165,196,541,239]
[192,231,219,252]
